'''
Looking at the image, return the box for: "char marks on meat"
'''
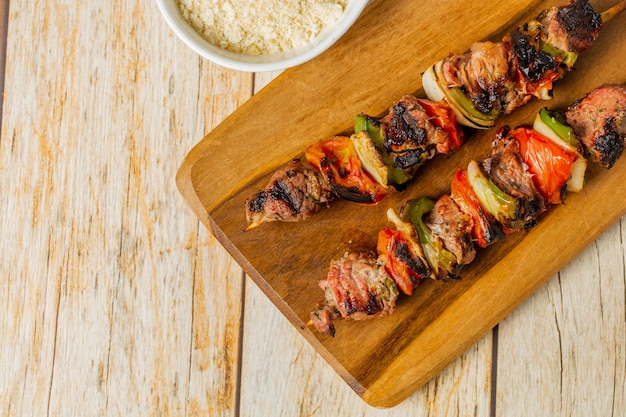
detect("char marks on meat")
[566,84,626,168]
[484,128,546,229]
[441,41,511,115]
[380,95,444,169]
[426,194,476,266]
[541,0,602,54]
[509,28,560,83]
[310,252,398,337]
[245,159,335,229]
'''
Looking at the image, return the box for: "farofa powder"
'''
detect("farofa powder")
[178,0,348,55]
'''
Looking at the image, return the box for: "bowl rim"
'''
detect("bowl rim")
[156,0,369,72]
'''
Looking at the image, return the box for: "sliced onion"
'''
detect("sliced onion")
[350,131,388,188]
[422,62,495,130]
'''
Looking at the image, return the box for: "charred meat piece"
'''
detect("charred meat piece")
[245,159,335,230]
[502,0,602,113]
[566,84,626,169]
[505,23,563,108]
[509,26,561,86]
[310,252,399,337]
[539,0,602,55]
[379,95,442,169]
[426,194,476,266]
[441,41,512,115]
[482,128,546,230]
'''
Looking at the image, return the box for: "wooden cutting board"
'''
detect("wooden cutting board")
[176,0,626,407]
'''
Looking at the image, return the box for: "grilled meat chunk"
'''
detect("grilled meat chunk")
[539,0,602,55]
[441,41,511,115]
[508,25,562,97]
[483,128,546,230]
[379,95,444,169]
[310,252,399,337]
[566,84,626,169]
[245,159,335,230]
[426,194,476,266]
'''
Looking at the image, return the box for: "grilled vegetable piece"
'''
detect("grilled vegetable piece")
[354,115,418,186]
[533,108,587,192]
[450,168,505,249]
[565,84,626,168]
[349,130,389,188]
[422,59,501,130]
[482,128,546,230]
[512,126,576,205]
[466,159,523,233]
[310,252,399,337]
[305,135,387,203]
[402,197,462,281]
[245,159,335,230]
[377,209,432,295]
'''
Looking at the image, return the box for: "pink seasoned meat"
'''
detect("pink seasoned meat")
[309,252,399,337]
[566,84,626,168]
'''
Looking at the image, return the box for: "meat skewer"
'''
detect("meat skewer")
[310,83,626,337]
[421,0,608,128]
[245,0,625,231]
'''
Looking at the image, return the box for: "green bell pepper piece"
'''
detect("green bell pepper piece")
[538,108,579,149]
[354,114,416,185]
[404,197,458,279]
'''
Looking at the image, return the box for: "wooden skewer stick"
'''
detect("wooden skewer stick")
[602,0,626,22]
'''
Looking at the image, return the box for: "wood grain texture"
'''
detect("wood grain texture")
[0,0,249,416]
[1,0,624,415]
[496,220,626,417]
[176,0,626,407]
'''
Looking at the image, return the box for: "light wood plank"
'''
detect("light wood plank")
[495,220,626,416]
[240,277,493,415]
[0,0,250,416]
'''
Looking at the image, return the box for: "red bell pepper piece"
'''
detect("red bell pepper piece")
[450,168,505,248]
[511,127,575,205]
[305,136,387,204]
[416,98,465,151]
[376,227,430,295]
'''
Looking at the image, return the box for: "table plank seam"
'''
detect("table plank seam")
[490,325,498,417]
[0,0,9,131]
[235,269,247,417]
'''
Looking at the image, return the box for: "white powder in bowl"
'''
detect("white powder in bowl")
[177,0,348,55]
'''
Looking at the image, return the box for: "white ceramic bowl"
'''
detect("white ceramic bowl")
[157,0,369,72]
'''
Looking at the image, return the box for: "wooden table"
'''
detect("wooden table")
[0,0,624,416]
